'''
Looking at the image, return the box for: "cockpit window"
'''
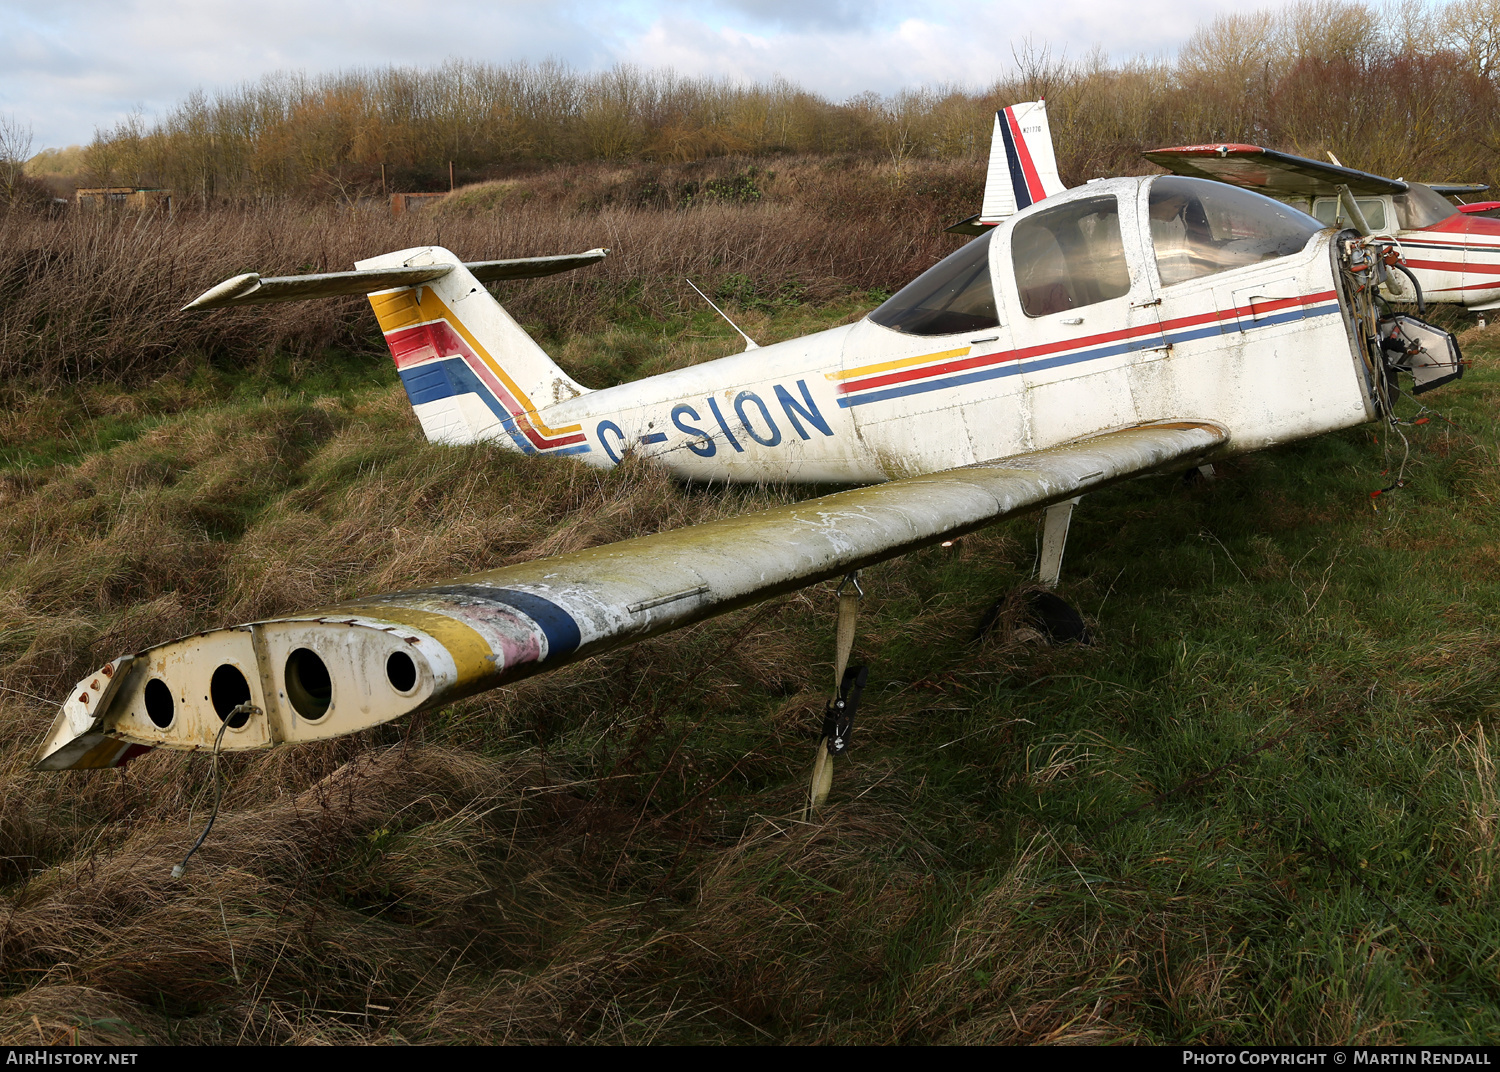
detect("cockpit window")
[1011,195,1130,317]
[1393,183,1458,230]
[868,230,999,336]
[1311,196,1388,231]
[1149,176,1323,286]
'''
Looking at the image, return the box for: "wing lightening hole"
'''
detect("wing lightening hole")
[210,665,253,728]
[285,648,332,721]
[144,678,174,728]
[386,651,417,693]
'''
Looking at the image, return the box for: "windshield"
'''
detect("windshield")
[1393,183,1459,230]
[1149,176,1323,287]
[1312,196,1388,231]
[869,230,999,336]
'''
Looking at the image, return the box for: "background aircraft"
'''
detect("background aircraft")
[36,148,1463,779]
[1144,144,1500,312]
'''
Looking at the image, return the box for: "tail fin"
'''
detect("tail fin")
[949,101,1066,234]
[983,100,1065,220]
[185,245,604,455]
[358,247,593,455]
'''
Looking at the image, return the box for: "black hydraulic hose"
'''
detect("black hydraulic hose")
[1392,264,1425,315]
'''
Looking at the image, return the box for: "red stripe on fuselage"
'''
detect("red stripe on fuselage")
[1422,279,1500,294]
[1404,258,1500,277]
[840,290,1337,396]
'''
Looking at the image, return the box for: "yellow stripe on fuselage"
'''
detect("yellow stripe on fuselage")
[831,346,971,381]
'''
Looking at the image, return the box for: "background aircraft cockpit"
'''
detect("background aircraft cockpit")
[1304,182,1458,233]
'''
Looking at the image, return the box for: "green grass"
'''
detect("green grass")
[0,306,1496,1044]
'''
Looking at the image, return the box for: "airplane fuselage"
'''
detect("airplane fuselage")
[392,176,1379,485]
[1391,212,1500,309]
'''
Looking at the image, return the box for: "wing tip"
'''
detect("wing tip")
[183,272,261,312]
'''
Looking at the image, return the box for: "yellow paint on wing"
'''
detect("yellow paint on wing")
[337,604,500,690]
[832,346,971,381]
[74,737,131,769]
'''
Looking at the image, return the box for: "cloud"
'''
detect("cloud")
[0,0,1305,149]
[693,0,897,31]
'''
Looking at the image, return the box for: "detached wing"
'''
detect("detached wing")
[38,421,1225,770]
[1144,143,1407,198]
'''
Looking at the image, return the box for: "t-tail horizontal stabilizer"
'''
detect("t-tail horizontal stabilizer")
[187,246,608,452]
[37,421,1227,771]
[183,249,609,310]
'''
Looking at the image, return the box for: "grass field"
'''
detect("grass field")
[0,282,1496,1043]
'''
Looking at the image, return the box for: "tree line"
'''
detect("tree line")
[33,0,1500,203]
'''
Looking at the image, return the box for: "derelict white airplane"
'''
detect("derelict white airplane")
[37,103,1464,779]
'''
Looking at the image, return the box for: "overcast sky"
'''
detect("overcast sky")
[3,0,1306,151]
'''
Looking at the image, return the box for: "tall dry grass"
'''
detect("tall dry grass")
[0,155,969,385]
[1,296,1497,1044]
[0,376,1002,1042]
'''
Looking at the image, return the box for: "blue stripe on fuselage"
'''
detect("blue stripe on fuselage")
[397,357,592,456]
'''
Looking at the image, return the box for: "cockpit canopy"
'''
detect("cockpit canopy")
[868,176,1327,337]
[1393,183,1459,230]
[1148,176,1323,287]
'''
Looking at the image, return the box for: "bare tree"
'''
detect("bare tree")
[1441,0,1500,79]
[1012,36,1066,101]
[0,114,34,207]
